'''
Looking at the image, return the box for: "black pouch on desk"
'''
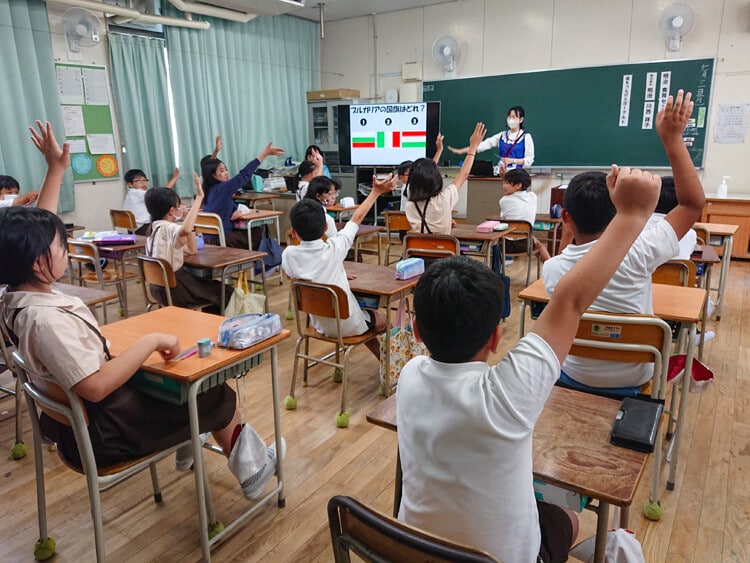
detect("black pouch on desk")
[610,397,664,453]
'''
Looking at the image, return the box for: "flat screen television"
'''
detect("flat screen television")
[337,101,441,166]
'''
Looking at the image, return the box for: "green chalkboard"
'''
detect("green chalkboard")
[423,58,714,168]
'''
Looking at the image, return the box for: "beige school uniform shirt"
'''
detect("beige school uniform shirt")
[147,220,186,271]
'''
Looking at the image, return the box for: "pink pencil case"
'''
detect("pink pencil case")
[476,220,501,233]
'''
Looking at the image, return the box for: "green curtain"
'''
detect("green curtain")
[165,12,319,184]
[0,0,74,211]
[109,33,181,194]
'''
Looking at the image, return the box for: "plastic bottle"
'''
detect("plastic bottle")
[717,176,731,198]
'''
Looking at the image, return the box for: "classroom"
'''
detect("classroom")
[1,0,749,561]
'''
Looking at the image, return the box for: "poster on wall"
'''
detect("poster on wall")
[55,63,119,182]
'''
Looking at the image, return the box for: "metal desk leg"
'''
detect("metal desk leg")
[188,382,213,562]
[519,300,528,338]
[715,235,732,320]
[667,322,696,491]
[594,501,610,563]
[270,346,286,507]
[393,447,402,518]
[382,295,393,396]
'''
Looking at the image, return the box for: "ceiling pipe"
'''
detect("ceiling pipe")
[318,2,324,39]
[167,0,258,23]
[46,0,210,29]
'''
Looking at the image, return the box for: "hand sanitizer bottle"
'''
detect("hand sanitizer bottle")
[717,176,731,198]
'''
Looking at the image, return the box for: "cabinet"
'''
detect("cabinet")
[701,198,750,259]
[307,99,356,198]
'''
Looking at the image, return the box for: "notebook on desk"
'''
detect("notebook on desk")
[469,159,494,178]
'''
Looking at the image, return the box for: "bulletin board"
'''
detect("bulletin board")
[424,58,714,168]
[55,63,119,182]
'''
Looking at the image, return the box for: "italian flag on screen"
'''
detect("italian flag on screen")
[352,130,426,149]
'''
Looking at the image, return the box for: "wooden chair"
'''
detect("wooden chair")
[67,241,137,321]
[195,212,226,247]
[564,311,673,516]
[652,259,696,287]
[109,209,137,234]
[327,495,500,563]
[285,280,385,428]
[137,255,213,312]
[12,350,203,563]
[402,233,460,261]
[500,220,541,286]
[384,210,412,265]
[692,224,711,245]
[0,321,24,459]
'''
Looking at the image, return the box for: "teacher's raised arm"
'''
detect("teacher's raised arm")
[448,105,535,172]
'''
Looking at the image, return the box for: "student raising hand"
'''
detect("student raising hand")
[28,120,70,213]
[259,142,284,161]
[656,89,693,144]
[607,166,661,219]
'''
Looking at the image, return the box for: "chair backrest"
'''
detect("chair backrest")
[384,210,412,233]
[291,280,350,342]
[110,209,137,233]
[569,311,673,400]
[285,228,300,246]
[652,260,696,287]
[692,225,710,245]
[403,234,460,260]
[502,220,535,256]
[137,255,176,308]
[67,240,105,286]
[195,212,226,247]
[327,495,500,563]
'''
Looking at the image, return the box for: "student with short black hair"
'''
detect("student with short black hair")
[0,123,283,499]
[282,175,396,359]
[647,176,697,260]
[303,176,339,239]
[0,175,20,195]
[122,167,180,235]
[144,176,231,313]
[397,157,664,561]
[499,168,549,260]
[543,89,705,393]
[0,175,39,208]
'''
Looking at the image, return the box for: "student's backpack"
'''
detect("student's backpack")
[255,224,282,275]
[491,245,512,320]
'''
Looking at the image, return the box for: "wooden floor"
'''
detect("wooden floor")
[0,243,748,562]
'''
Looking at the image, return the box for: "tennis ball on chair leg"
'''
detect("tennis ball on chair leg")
[284,395,298,410]
[644,500,663,521]
[285,310,294,320]
[332,368,343,383]
[11,441,28,459]
[34,537,56,560]
[335,411,350,428]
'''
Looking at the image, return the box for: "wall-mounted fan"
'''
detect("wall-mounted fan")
[658,3,695,52]
[432,35,459,73]
[63,8,105,52]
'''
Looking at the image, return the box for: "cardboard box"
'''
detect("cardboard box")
[306,89,360,101]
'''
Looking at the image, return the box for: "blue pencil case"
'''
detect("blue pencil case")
[394,257,424,280]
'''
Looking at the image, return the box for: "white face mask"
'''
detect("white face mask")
[172,208,184,221]
[507,118,520,129]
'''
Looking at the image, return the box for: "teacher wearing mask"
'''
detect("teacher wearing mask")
[448,106,534,172]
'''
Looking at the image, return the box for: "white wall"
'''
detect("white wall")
[321,0,750,203]
[47,5,125,231]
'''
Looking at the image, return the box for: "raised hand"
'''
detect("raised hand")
[260,142,285,160]
[29,120,70,171]
[656,89,693,146]
[435,133,444,152]
[608,166,661,220]
[372,173,396,196]
[193,172,204,199]
[13,191,40,206]
[468,122,487,149]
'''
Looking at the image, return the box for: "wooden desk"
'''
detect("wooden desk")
[182,246,268,315]
[101,307,291,562]
[233,191,280,208]
[367,386,647,563]
[693,222,738,320]
[344,262,420,394]
[518,279,705,492]
[326,203,359,221]
[236,209,284,285]
[486,212,563,256]
[70,236,146,317]
[336,222,384,264]
[52,282,116,307]
[450,223,510,267]
[64,224,85,236]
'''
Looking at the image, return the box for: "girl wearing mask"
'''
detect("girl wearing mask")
[448,106,534,173]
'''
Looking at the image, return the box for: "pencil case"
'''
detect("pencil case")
[218,313,282,350]
[475,220,501,233]
[394,257,424,280]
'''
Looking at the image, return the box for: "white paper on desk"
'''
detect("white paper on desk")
[86,133,115,154]
[62,106,86,137]
[67,139,87,153]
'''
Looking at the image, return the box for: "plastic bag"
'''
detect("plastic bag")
[667,354,715,393]
[569,529,645,563]
[225,271,265,317]
[378,299,427,393]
